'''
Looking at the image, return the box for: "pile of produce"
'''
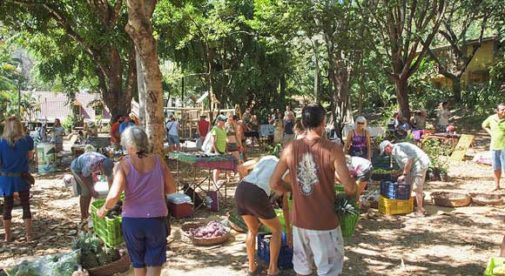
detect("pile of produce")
[71,233,120,269]
[494,264,505,275]
[6,250,79,276]
[188,221,228,239]
[335,193,359,217]
[106,201,122,219]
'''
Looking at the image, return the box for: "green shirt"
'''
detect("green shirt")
[482,114,505,150]
[211,126,227,153]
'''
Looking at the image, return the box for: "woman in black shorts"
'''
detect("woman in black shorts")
[235,156,289,276]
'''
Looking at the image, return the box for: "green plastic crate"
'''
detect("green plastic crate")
[91,199,123,247]
[485,257,505,276]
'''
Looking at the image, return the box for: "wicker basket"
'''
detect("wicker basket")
[87,252,130,276]
[469,193,504,206]
[431,192,471,207]
[190,233,230,246]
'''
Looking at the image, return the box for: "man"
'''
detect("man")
[380,140,431,216]
[211,115,228,184]
[482,103,505,191]
[166,115,180,151]
[270,103,356,276]
[197,115,210,149]
[70,149,114,224]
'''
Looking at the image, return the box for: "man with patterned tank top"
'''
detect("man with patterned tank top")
[270,103,357,276]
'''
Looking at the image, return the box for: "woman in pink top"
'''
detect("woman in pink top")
[98,126,176,276]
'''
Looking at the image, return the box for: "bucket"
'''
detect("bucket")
[36,143,56,175]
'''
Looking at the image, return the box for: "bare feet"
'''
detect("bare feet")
[492,187,501,192]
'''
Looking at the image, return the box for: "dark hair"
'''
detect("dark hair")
[301,104,325,129]
[232,115,239,121]
[114,115,122,122]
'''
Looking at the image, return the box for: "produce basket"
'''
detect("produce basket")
[87,252,130,276]
[257,233,293,269]
[484,256,505,276]
[430,192,471,207]
[183,221,230,246]
[378,196,413,215]
[91,200,123,247]
[380,180,411,200]
[340,213,359,238]
[469,193,504,206]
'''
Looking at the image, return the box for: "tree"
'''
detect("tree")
[365,0,446,119]
[2,0,136,118]
[427,0,494,101]
[125,0,164,154]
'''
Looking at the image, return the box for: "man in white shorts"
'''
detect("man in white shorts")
[270,104,356,275]
[380,140,431,216]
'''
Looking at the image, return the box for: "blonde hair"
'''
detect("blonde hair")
[2,116,25,146]
[355,116,367,128]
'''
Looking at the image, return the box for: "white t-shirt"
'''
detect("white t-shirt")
[166,121,179,136]
[346,156,372,178]
[243,155,279,196]
[392,142,431,173]
[52,126,65,144]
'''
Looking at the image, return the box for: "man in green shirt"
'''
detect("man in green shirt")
[482,103,505,191]
[211,115,227,183]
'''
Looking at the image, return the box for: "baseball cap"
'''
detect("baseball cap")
[217,115,227,122]
[379,140,392,155]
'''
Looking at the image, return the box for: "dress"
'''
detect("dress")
[0,136,34,196]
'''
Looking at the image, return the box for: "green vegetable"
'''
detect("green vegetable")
[6,250,80,276]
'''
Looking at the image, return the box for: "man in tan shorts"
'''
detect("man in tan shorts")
[270,103,356,276]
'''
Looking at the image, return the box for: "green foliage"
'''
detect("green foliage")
[62,115,76,132]
[421,139,452,173]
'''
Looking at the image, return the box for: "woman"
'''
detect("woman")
[344,116,372,160]
[98,126,176,276]
[437,101,451,132]
[273,112,284,144]
[51,118,65,153]
[0,116,34,242]
[225,113,243,162]
[235,155,289,276]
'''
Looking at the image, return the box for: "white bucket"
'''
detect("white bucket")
[94,181,109,198]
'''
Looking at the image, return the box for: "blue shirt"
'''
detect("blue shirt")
[70,152,108,177]
[0,136,34,196]
[119,121,135,134]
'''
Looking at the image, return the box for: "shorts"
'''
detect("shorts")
[71,170,92,197]
[122,217,168,268]
[168,135,180,145]
[409,169,427,194]
[492,150,505,171]
[234,181,276,220]
[292,226,344,276]
[226,142,238,152]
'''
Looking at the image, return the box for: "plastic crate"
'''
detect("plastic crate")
[257,232,293,269]
[335,185,344,194]
[484,257,505,275]
[340,213,359,238]
[380,181,411,200]
[91,199,123,247]
[378,195,413,215]
[260,209,288,233]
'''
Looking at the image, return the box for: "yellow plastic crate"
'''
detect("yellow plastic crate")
[378,195,413,215]
[485,257,505,275]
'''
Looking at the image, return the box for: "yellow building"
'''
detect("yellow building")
[431,36,498,89]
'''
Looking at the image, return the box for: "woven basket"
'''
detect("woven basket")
[190,233,230,246]
[469,193,504,206]
[431,192,471,207]
[87,252,130,276]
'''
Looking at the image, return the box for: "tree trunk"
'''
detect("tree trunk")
[313,41,320,102]
[394,77,410,120]
[136,49,146,127]
[125,0,164,154]
[451,76,462,102]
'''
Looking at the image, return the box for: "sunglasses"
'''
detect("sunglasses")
[357,122,365,125]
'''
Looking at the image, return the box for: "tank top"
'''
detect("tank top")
[287,138,338,230]
[351,130,367,149]
[122,156,168,218]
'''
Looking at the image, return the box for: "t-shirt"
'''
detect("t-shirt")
[211,126,227,154]
[243,156,278,196]
[198,120,210,137]
[392,142,431,174]
[166,121,179,136]
[119,121,134,134]
[287,138,338,230]
[346,156,372,178]
[284,120,294,135]
[51,126,65,144]
[70,152,108,177]
[0,136,34,195]
[482,114,505,150]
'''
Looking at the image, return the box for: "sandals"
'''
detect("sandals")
[246,264,263,276]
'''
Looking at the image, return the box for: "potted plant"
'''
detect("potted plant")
[335,194,359,238]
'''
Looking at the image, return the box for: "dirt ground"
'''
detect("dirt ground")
[0,130,503,275]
